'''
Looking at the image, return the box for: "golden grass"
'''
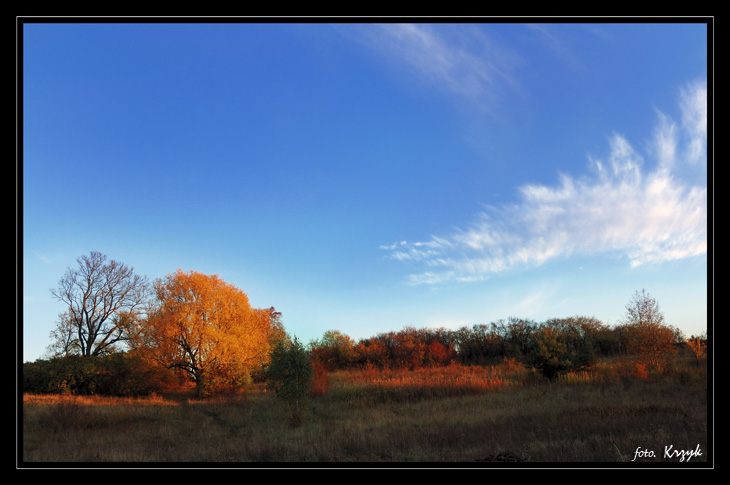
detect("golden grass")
[20,356,708,465]
[23,392,179,407]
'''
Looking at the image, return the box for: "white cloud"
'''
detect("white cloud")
[350,23,521,114]
[679,79,708,166]
[383,80,708,285]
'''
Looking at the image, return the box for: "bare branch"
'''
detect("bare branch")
[49,251,150,357]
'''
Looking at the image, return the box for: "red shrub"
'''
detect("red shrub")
[309,358,330,397]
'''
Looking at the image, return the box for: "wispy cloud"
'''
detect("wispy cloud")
[348,24,521,114]
[382,80,708,285]
[32,251,52,264]
[679,79,708,166]
[525,24,582,70]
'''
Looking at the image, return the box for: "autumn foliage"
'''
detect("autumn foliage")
[32,254,703,401]
[304,309,692,383]
[325,326,457,371]
[615,289,681,372]
[686,335,707,367]
[134,269,277,396]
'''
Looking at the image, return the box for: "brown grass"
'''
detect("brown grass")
[20,355,708,465]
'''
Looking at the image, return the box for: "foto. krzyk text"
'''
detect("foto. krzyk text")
[632,445,703,462]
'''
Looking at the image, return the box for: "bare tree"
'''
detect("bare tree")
[49,251,150,357]
[619,289,677,371]
[623,288,665,327]
[46,311,78,358]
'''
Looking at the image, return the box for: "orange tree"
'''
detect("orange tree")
[135,269,278,396]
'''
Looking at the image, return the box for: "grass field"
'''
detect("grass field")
[20,356,709,466]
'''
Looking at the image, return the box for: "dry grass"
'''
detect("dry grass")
[325,361,528,406]
[20,356,708,465]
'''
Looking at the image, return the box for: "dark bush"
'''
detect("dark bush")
[22,353,173,396]
[521,324,598,380]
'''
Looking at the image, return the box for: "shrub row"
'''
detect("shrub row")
[308,316,691,380]
[24,315,698,397]
[22,353,177,396]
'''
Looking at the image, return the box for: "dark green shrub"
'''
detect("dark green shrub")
[22,353,172,396]
[522,325,598,381]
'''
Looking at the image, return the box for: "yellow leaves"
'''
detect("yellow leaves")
[143,269,276,391]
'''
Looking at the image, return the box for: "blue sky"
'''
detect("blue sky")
[21,20,710,362]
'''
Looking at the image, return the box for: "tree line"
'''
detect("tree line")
[23,252,707,398]
[307,309,699,380]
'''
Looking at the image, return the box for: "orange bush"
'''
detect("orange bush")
[309,358,330,397]
[634,362,650,381]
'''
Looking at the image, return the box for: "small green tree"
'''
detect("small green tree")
[266,338,314,427]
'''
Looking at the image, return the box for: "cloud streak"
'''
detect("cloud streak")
[383,80,708,285]
[351,23,521,114]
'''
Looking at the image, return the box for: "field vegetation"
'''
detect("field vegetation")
[21,350,707,464]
